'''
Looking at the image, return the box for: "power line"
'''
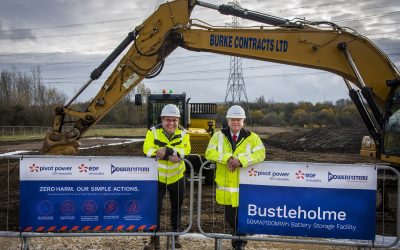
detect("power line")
[269,0,378,12]
[41,71,333,85]
[0,17,145,33]
[0,28,128,40]
[1,0,396,34]
[334,11,400,23]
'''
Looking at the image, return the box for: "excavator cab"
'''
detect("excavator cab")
[383,81,400,158]
[136,90,217,184]
[138,91,217,156]
[146,92,188,129]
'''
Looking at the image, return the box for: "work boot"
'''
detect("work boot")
[174,236,182,248]
[233,246,245,250]
[143,236,160,250]
[232,239,246,250]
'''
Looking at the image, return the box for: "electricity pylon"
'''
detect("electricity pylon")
[224,0,248,105]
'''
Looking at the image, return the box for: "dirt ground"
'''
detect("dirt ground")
[0,127,396,249]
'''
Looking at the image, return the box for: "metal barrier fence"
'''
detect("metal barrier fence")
[0,126,52,136]
[0,125,146,136]
[1,156,399,249]
[0,155,195,250]
[197,161,400,249]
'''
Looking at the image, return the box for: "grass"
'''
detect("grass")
[0,127,147,142]
[84,128,147,137]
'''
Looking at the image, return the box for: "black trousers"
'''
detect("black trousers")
[157,178,185,231]
[224,205,247,248]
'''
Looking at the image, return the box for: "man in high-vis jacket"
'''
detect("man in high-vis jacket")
[206,105,265,250]
[143,104,191,250]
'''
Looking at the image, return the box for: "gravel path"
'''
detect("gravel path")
[0,234,357,250]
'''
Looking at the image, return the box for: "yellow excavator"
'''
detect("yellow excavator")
[42,0,400,169]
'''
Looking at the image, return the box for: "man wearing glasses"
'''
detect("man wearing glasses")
[143,104,191,249]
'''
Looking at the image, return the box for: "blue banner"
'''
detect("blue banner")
[19,156,158,232]
[238,162,377,240]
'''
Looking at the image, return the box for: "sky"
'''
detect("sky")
[0,0,399,104]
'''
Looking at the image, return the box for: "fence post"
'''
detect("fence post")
[22,236,30,250]
[214,238,222,250]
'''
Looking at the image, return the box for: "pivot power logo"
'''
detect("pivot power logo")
[328,172,368,182]
[28,163,72,175]
[247,168,289,180]
[248,168,257,176]
[29,163,39,172]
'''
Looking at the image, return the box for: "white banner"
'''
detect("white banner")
[20,156,158,181]
[240,161,376,190]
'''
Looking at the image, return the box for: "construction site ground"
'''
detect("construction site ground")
[0,126,396,249]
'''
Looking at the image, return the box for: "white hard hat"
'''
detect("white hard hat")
[161,104,180,118]
[226,105,246,119]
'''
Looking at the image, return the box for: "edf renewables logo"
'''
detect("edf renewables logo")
[295,169,318,182]
[78,163,103,175]
[295,170,305,179]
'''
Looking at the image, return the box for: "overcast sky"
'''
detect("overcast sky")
[0,0,399,104]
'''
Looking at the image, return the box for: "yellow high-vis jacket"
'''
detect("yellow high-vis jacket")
[143,124,191,184]
[205,127,265,207]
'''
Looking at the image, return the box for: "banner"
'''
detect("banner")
[238,161,376,240]
[20,156,158,232]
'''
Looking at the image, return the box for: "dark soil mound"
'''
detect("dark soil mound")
[265,127,369,153]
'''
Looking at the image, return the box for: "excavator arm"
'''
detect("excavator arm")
[174,23,400,163]
[178,26,397,108]
[43,0,400,165]
[42,0,193,154]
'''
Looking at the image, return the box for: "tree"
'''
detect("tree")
[0,67,67,126]
[255,95,266,105]
[291,108,312,127]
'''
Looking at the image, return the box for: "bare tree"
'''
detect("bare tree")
[0,67,67,125]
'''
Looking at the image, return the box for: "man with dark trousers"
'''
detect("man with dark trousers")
[143,104,191,250]
[206,105,265,250]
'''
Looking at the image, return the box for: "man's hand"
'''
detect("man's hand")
[156,148,166,159]
[227,157,241,172]
[168,155,181,163]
